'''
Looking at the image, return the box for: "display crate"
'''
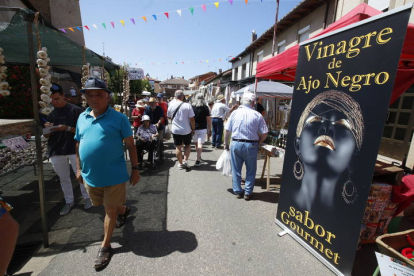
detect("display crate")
[376,229,414,266]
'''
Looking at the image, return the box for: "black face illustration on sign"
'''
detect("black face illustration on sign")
[293,90,364,210]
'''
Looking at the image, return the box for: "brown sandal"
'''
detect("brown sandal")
[94,247,112,270]
[115,206,131,228]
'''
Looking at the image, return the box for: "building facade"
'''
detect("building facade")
[188,72,217,90]
[160,77,190,98]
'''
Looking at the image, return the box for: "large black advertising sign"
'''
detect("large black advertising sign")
[275,5,412,276]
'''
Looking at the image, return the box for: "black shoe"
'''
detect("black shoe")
[195,160,201,167]
[211,144,216,148]
[216,145,223,149]
[244,194,252,201]
[235,192,244,199]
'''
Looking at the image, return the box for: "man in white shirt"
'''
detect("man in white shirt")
[167,90,195,170]
[210,94,230,149]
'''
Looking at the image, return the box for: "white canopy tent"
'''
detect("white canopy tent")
[183,90,198,96]
[233,81,293,99]
[142,91,151,96]
[233,81,293,130]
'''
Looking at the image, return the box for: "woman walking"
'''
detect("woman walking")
[191,94,211,166]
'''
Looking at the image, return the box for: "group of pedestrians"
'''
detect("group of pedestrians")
[1,76,269,274]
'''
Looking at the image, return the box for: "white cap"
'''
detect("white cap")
[242,92,256,102]
[141,115,151,122]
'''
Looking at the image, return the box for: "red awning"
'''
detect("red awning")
[256,3,414,105]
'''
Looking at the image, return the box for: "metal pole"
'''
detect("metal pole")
[27,20,49,247]
[271,0,280,56]
[118,68,123,113]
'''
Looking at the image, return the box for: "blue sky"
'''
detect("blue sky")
[79,0,301,80]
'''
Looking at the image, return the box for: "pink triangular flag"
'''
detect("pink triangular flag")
[110,21,115,28]
[214,2,219,8]
[164,12,169,19]
[84,25,90,31]
[228,0,233,4]
[130,18,135,25]
[202,5,206,12]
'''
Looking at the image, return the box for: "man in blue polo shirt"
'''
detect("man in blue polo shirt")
[75,77,140,270]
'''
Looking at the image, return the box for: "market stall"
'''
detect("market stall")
[0,6,120,247]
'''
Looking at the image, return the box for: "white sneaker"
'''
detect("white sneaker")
[60,202,75,216]
[183,160,188,168]
[178,164,186,170]
[84,198,92,210]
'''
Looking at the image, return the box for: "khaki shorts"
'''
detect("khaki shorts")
[85,182,126,208]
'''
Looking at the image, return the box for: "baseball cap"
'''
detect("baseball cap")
[157,93,164,98]
[80,76,112,94]
[141,115,151,122]
[50,83,62,93]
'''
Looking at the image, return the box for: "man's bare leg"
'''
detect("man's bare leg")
[184,144,191,162]
[102,206,118,248]
[175,145,183,165]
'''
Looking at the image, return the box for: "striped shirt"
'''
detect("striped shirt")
[225,105,268,141]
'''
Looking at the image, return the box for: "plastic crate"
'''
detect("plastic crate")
[376,229,414,266]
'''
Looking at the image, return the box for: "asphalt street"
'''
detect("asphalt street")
[16,141,333,276]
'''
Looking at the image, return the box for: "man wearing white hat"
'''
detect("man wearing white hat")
[224,92,268,200]
[210,94,230,149]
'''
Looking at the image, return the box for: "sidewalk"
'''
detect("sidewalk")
[3,141,412,275]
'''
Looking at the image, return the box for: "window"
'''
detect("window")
[277,40,286,54]
[298,25,310,43]
[242,64,247,79]
[234,68,238,80]
[257,50,264,63]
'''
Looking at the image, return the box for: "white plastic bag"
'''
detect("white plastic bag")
[164,125,171,140]
[216,150,232,176]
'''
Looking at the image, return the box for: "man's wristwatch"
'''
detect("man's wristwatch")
[66,126,72,132]
[131,166,140,170]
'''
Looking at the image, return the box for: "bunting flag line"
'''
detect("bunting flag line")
[127,55,233,66]
[60,0,268,33]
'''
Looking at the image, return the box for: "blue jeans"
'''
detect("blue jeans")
[230,141,258,196]
[212,118,224,147]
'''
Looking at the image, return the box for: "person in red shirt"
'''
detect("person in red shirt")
[157,93,168,139]
[131,100,145,134]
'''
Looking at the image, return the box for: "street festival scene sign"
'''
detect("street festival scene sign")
[275,5,412,276]
[127,67,145,80]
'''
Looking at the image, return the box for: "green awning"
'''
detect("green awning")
[0,7,119,70]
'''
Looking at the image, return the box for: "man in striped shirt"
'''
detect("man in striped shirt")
[224,92,268,200]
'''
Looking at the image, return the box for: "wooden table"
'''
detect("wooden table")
[259,145,282,191]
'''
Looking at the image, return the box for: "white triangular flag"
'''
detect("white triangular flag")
[92,24,98,29]
[177,10,182,17]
